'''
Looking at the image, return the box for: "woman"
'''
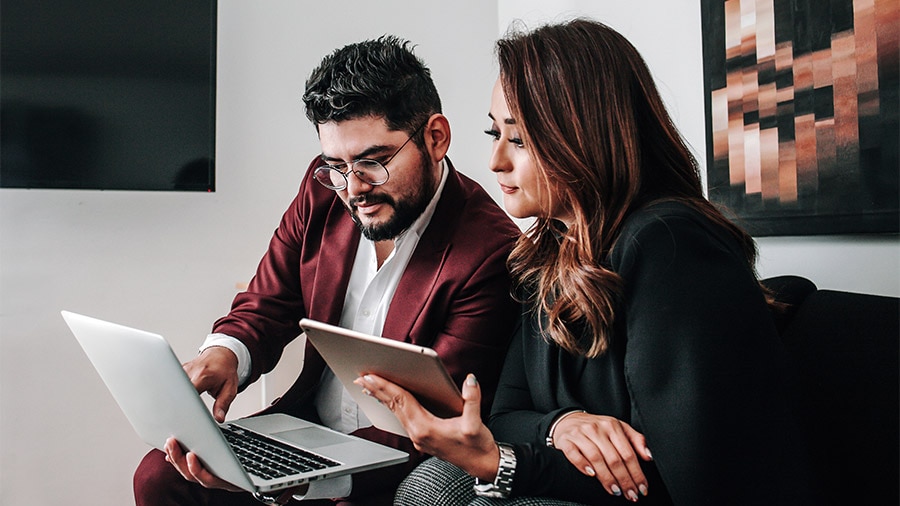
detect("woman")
[357,19,811,505]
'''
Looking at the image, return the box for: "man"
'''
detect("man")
[133,36,520,505]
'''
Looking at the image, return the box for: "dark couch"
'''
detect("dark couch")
[763,276,899,505]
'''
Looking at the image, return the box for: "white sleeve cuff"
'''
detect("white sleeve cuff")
[199,333,252,385]
[294,475,352,500]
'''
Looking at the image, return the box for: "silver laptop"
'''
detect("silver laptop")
[61,310,408,495]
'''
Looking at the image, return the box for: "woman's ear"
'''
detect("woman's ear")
[423,113,451,162]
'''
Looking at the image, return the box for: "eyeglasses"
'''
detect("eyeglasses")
[313,122,426,191]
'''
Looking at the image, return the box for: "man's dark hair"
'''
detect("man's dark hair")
[303,35,442,143]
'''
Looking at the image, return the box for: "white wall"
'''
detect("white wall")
[0,1,498,504]
[1,1,897,504]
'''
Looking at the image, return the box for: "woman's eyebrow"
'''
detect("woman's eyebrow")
[487,112,517,124]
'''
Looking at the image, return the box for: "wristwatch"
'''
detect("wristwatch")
[473,442,516,498]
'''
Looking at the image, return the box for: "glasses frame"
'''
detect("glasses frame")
[313,122,427,191]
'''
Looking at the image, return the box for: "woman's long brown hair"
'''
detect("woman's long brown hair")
[497,19,765,358]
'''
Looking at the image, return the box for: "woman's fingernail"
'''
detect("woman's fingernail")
[363,374,374,383]
[645,447,653,460]
[466,374,478,386]
[639,484,649,496]
[628,490,639,502]
[611,484,622,496]
[584,466,595,476]
[361,388,372,396]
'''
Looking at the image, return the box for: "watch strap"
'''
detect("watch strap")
[473,442,516,498]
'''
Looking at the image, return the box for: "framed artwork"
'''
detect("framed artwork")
[700,0,898,236]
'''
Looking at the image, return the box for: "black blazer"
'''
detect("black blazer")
[488,201,812,505]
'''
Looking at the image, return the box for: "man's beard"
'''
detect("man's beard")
[348,153,435,242]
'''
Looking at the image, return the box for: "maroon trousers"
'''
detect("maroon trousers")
[133,449,398,506]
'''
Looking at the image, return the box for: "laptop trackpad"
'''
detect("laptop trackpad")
[274,427,350,449]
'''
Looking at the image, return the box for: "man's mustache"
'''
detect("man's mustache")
[349,193,394,208]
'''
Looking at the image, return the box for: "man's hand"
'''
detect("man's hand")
[164,437,244,492]
[182,346,239,423]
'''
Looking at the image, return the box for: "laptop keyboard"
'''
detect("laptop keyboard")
[222,424,341,480]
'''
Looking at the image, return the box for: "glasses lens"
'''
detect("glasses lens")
[353,160,389,185]
[314,167,346,190]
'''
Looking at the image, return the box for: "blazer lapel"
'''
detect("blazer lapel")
[308,197,360,325]
[273,197,359,413]
[383,160,467,344]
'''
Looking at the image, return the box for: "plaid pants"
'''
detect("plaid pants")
[394,457,588,506]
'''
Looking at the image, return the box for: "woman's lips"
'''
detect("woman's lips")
[498,183,517,194]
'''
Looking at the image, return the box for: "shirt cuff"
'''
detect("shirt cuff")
[294,475,352,500]
[199,333,252,386]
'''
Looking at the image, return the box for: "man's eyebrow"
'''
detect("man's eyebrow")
[320,144,393,163]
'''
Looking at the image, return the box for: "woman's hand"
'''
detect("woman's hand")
[550,412,652,501]
[354,373,501,482]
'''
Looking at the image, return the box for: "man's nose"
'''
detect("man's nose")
[344,168,374,196]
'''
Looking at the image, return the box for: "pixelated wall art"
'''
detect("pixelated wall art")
[701,0,898,235]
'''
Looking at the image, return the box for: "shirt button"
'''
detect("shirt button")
[362,309,371,317]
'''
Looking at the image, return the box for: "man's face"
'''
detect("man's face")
[318,117,436,241]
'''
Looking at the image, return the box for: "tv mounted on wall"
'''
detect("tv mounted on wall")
[1,1,217,192]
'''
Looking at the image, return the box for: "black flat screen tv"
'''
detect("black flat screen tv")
[1,1,216,191]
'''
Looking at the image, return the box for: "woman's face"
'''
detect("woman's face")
[486,79,571,224]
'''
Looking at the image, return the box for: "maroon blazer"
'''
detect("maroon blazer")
[211,157,521,501]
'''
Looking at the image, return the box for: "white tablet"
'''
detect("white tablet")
[299,318,464,437]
